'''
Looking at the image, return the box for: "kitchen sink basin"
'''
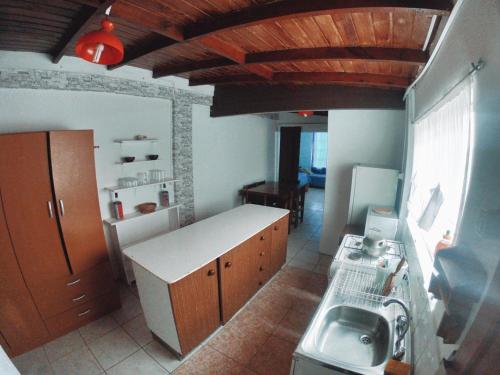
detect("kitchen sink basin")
[315,306,390,367]
[296,280,404,375]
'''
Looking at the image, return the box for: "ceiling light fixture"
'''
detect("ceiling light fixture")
[75,6,124,65]
[298,111,314,118]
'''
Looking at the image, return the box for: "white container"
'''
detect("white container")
[347,165,400,226]
[364,205,399,240]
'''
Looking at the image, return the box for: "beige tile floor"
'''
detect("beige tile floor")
[13,188,330,375]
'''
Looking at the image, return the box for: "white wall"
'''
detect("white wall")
[399,0,500,369]
[320,109,405,255]
[0,88,173,220]
[192,105,275,220]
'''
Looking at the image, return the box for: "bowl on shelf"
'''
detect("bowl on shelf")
[147,154,159,160]
[135,135,147,140]
[122,156,135,163]
[137,202,157,214]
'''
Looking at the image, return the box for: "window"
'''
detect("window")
[312,132,328,169]
[407,82,472,268]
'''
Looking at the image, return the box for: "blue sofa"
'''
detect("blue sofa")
[309,167,326,188]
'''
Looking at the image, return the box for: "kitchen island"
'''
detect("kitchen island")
[123,204,289,357]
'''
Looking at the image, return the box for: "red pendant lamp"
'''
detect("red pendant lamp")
[298,111,314,118]
[75,7,124,65]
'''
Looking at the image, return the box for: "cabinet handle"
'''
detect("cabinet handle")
[78,309,91,317]
[258,281,263,286]
[47,201,54,218]
[260,236,265,241]
[225,261,232,268]
[59,199,65,216]
[274,226,279,231]
[260,252,265,256]
[72,294,86,302]
[207,269,215,276]
[66,279,81,286]
[259,266,264,271]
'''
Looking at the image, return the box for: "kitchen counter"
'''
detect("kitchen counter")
[123,204,290,357]
[123,204,289,283]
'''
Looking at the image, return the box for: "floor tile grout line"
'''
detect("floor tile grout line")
[75,328,105,373]
[102,347,143,373]
[142,344,173,374]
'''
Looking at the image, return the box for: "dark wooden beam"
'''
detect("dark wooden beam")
[108,34,177,70]
[153,47,427,78]
[190,72,410,89]
[183,0,454,40]
[198,36,273,79]
[52,0,116,64]
[247,47,428,66]
[153,57,235,78]
[211,84,405,117]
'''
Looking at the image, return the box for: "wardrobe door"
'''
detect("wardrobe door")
[0,195,50,357]
[49,130,108,273]
[0,133,70,287]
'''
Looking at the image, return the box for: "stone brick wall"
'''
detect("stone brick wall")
[0,68,212,226]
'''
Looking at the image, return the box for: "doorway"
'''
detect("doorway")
[286,127,329,272]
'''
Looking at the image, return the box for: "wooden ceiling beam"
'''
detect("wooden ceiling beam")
[108,34,177,70]
[211,84,405,117]
[51,0,117,64]
[153,47,427,78]
[183,0,453,40]
[197,36,273,79]
[190,72,410,89]
[153,57,235,78]
[247,47,428,66]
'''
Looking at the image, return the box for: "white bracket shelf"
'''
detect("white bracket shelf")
[116,159,164,165]
[104,178,180,194]
[103,204,181,226]
[114,139,159,144]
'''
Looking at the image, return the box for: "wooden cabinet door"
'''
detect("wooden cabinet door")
[169,261,220,355]
[0,133,70,287]
[0,196,50,357]
[270,215,289,275]
[49,130,108,273]
[219,240,256,322]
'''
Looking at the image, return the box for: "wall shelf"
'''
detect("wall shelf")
[104,178,180,194]
[114,139,159,144]
[116,159,163,165]
[104,204,181,226]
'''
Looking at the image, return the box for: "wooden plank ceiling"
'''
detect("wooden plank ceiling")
[0,0,453,108]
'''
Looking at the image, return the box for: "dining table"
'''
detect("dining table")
[244,176,309,229]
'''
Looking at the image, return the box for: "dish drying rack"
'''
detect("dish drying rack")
[331,261,408,310]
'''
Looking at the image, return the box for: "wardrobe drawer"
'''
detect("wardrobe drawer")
[30,262,116,319]
[44,290,120,338]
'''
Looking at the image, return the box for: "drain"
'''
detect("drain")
[359,335,372,345]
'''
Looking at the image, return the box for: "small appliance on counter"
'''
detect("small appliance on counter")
[364,205,399,240]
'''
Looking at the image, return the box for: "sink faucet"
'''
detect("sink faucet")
[383,298,410,361]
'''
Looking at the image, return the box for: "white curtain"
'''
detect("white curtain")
[407,81,471,254]
[312,132,328,168]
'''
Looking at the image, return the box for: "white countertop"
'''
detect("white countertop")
[123,204,289,283]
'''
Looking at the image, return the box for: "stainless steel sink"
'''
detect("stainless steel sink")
[295,262,410,375]
[315,306,390,367]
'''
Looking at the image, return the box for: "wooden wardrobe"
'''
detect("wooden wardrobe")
[0,130,120,357]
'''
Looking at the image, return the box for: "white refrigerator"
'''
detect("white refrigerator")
[347,164,400,226]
